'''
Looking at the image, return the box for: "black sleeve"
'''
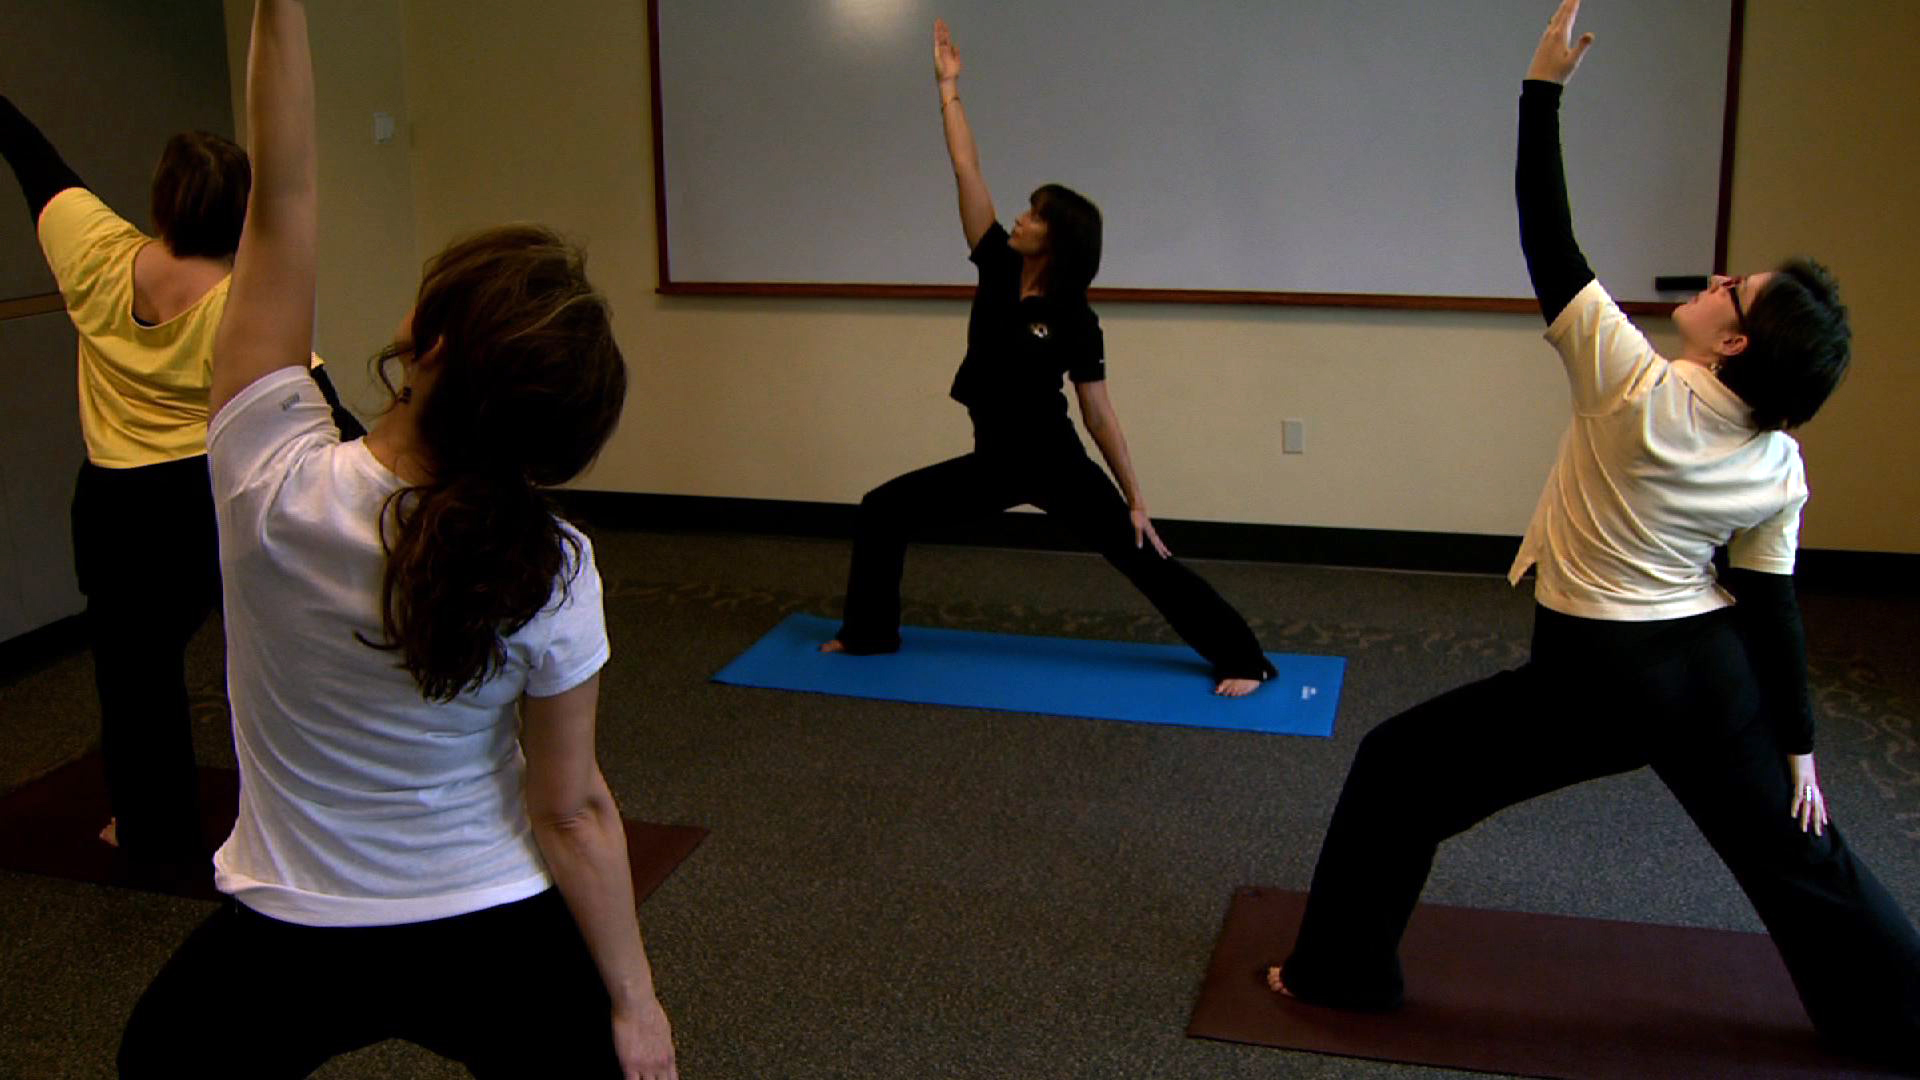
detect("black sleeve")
[307,365,368,442]
[969,222,1019,284]
[1516,80,1595,325]
[0,95,86,224]
[1723,567,1815,755]
[1066,311,1106,385]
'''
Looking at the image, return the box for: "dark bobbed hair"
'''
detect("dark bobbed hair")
[362,225,628,702]
[1030,183,1102,300]
[1721,257,1850,431]
[149,131,251,259]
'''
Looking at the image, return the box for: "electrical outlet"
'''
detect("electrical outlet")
[1282,418,1305,454]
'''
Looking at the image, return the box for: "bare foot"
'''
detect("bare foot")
[818,639,846,654]
[1214,677,1262,697]
[99,818,119,847]
[1266,965,1293,996]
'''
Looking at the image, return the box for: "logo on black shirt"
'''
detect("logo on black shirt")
[1028,322,1050,340]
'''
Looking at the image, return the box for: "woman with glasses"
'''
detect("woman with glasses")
[1273,0,1920,1067]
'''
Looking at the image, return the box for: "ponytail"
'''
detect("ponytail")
[362,472,579,702]
[359,225,626,700]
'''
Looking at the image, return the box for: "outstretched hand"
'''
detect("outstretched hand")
[1787,753,1829,837]
[613,995,678,1080]
[1527,0,1595,85]
[934,18,963,84]
[1132,508,1172,559]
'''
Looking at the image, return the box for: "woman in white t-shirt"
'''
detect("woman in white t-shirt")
[1275,1,1919,1069]
[116,4,676,1078]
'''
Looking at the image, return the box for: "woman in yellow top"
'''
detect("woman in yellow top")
[1,92,361,879]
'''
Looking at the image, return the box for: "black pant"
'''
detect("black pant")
[835,438,1274,681]
[1283,606,1920,1068]
[119,889,622,1078]
[70,457,219,868]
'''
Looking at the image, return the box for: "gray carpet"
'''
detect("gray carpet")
[2,529,1915,1079]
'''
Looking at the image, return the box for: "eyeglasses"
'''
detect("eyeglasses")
[1721,275,1746,331]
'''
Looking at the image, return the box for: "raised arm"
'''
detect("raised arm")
[211,0,318,419]
[0,95,86,223]
[934,18,996,250]
[1517,0,1597,323]
[522,677,678,1080]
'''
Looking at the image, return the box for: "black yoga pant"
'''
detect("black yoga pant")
[119,889,622,1079]
[71,456,219,869]
[835,444,1274,681]
[1282,606,1920,1068]
[71,393,355,870]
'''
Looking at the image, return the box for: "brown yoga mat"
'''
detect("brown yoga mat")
[1189,886,1904,1079]
[0,752,706,906]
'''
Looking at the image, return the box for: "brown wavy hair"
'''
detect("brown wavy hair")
[361,225,627,701]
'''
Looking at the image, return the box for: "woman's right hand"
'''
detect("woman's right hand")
[1787,753,1829,837]
[934,18,964,85]
[1526,0,1595,85]
[613,995,678,1080]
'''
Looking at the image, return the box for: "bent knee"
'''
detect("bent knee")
[1352,715,1423,771]
[858,484,912,517]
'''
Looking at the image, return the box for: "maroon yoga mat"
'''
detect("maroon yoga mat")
[0,752,706,906]
[1188,886,1904,1079]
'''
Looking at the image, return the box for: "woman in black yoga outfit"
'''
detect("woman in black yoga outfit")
[1273,1,1920,1069]
[822,18,1275,697]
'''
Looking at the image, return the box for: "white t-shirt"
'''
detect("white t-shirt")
[1508,279,1807,621]
[206,366,610,927]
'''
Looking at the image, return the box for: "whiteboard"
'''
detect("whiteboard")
[652,0,1736,307]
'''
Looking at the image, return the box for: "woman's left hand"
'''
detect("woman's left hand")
[612,995,678,1080]
[1787,753,1828,836]
[1132,507,1172,559]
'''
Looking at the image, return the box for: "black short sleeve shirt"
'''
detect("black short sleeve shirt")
[949,222,1105,430]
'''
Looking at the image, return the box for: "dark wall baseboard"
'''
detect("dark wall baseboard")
[554,491,1914,595]
[0,614,86,683]
[8,493,1903,671]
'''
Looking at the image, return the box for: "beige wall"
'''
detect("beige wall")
[1724,1,1920,555]
[234,0,1917,553]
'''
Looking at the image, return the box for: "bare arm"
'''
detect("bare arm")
[211,0,318,419]
[1076,379,1170,558]
[934,19,995,250]
[523,676,678,1080]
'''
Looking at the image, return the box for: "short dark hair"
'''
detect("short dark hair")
[1720,257,1850,431]
[1030,183,1102,300]
[149,131,251,259]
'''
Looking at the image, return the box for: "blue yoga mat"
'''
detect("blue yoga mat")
[713,613,1344,736]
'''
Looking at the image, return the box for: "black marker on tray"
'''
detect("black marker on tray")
[1654,275,1709,293]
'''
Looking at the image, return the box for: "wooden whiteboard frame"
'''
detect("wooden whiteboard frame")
[647,0,1745,316]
